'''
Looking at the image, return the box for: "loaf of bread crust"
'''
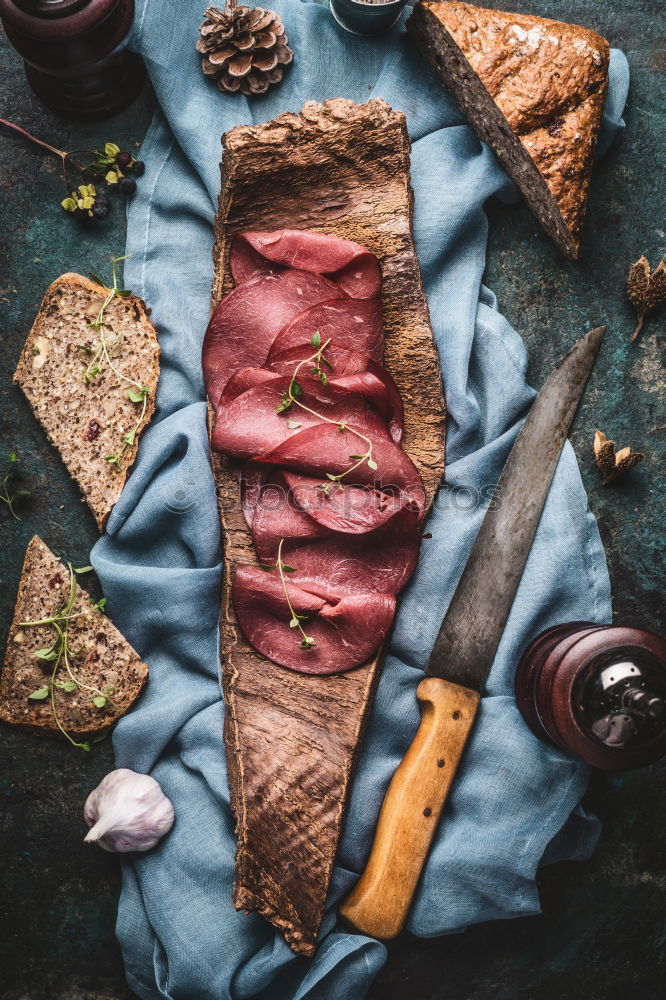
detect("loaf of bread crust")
[407,1,610,258]
[14,273,160,530]
[0,536,148,740]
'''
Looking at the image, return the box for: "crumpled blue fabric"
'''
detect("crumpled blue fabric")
[90,3,629,997]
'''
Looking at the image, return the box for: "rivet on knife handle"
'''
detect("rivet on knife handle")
[339,677,480,939]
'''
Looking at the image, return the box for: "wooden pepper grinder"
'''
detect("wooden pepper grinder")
[0,0,144,121]
[516,623,666,770]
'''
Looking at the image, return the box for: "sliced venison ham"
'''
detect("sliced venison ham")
[230,230,382,299]
[253,425,426,515]
[283,473,412,535]
[267,299,384,363]
[205,228,426,676]
[232,566,395,675]
[212,377,392,459]
[203,270,344,406]
[280,508,422,600]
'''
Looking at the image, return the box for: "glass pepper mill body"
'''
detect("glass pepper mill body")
[515,623,666,770]
[0,0,144,121]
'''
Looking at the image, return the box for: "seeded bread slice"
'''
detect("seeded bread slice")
[407,1,610,258]
[0,536,148,741]
[14,273,160,531]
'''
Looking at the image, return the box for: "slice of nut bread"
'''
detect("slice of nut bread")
[14,273,160,531]
[0,536,148,742]
[407,2,610,258]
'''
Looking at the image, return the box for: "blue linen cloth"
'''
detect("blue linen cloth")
[91,3,629,997]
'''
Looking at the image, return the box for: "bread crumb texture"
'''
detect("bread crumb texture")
[0,536,148,739]
[14,274,160,530]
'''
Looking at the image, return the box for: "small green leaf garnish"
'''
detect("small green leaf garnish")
[34,647,57,661]
[74,565,93,574]
[311,331,321,347]
[286,420,301,429]
[92,695,107,709]
[126,387,148,403]
[28,687,50,700]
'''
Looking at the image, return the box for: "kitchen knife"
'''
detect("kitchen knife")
[340,325,606,939]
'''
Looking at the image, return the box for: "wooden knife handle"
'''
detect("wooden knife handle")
[339,676,480,939]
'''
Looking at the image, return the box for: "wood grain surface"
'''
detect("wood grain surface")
[210,98,446,954]
[340,677,480,939]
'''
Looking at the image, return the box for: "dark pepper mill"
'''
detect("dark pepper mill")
[516,623,666,770]
[0,0,144,121]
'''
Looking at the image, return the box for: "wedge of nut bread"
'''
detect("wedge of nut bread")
[407,1,610,258]
[0,536,148,742]
[14,273,160,530]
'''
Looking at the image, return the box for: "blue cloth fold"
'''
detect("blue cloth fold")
[92,2,628,996]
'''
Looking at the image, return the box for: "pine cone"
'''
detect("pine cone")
[197,2,293,96]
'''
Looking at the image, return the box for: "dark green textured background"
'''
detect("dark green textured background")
[0,2,663,998]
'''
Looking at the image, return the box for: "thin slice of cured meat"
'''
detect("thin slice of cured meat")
[238,461,271,530]
[280,508,422,600]
[251,474,332,562]
[220,367,280,408]
[269,348,402,442]
[330,370,402,443]
[230,230,382,299]
[268,342,373,378]
[266,299,384,363]
[232,566,396,674]
[212,377,392,459]
[253,425,426,515]
[283,472,411,535]
[203,269,344,406]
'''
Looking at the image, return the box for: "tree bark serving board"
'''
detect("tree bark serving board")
[210,98,445,955]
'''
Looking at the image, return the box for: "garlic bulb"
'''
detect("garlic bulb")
[83,768,174,853]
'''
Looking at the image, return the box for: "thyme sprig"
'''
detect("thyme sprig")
[79,256,151,469]
[1,450,31,521]
[21,564,112,751]
[275,333,378,489]
[260,539,316,650]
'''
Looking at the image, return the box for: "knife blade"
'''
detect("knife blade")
[340,325,605,940]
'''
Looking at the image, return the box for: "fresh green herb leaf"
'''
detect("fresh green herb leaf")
[291,380,303,398]
[325,473,338,482]
[299,636,316,650]
[88,272,106,287]
[34,647,57,661]
[93,597,107,614]
[311,331,321,347]
[74,565,93,574]
[258,563,276,571]
[280,564,297,573]
[123,428,136,447]
[286,420,302,429]
[58,680,78,693]
[92,695,107,709]
[367,457,378,471]
[126,387,147,403]
[28,687,50,700]
[105,142,121,157]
